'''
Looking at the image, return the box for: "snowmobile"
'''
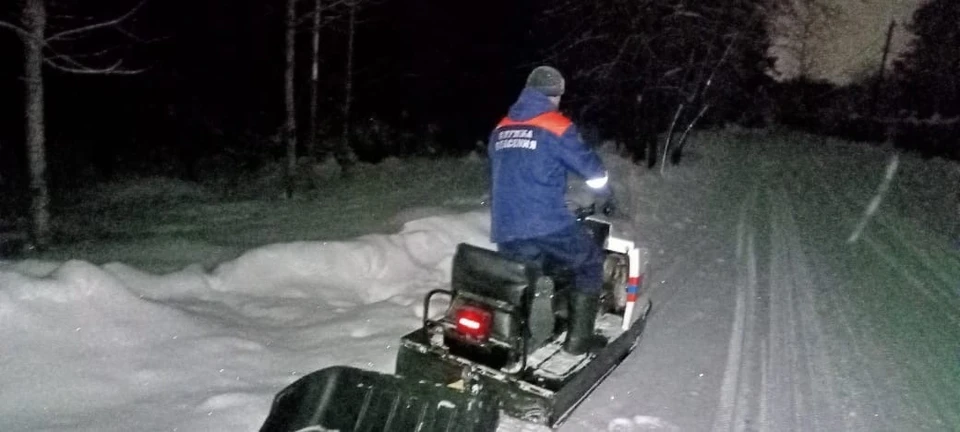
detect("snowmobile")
[259,203,652,432]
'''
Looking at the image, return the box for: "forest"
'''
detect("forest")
[1,0,957,248]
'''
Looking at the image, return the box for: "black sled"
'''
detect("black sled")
[260,206,651,431]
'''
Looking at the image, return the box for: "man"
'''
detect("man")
[488,66,612,355]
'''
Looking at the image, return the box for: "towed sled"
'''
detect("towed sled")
[260,205,652,431]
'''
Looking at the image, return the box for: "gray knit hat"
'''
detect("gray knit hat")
[525,66,565,97]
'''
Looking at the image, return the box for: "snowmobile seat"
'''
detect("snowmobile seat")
[451,243,543,306]
[450,244,555,350]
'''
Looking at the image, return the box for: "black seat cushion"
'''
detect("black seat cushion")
[451,243,542,307]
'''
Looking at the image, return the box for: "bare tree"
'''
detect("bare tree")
[1,0,144,248]
[768,0,844,79]
[284,0,298,198]
[21,0,49,247]
[538,0,770,168]
[306,0,323,159]
[336,0,357,176]
[663,38,736,170]
[280,0,369,194]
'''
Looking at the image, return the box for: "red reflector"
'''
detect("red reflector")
[454,305,492,341]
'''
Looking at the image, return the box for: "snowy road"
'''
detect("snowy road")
[2,132,957,432]
[565,136,960,431]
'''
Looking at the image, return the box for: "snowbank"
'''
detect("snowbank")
[0,210,492,432]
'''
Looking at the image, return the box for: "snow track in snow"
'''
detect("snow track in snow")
[711,144,863,432]
[565,137,958,431]
[711,180,759,432]
[765,181,845,431]
[804,159,960,429]
[712,177,847,432]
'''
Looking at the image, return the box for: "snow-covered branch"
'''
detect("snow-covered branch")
[43,57,143,75]
[5,0,149,75]
[41,41,146,75]
[294,0,355,27]
[0,19,33,41]
[45,0,147,42]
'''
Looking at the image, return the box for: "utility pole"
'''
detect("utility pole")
[869,20,896,120]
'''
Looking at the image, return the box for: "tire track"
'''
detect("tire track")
[768,181,848,431]
[849,249,959,423]
[713,151,878,431]
[711,181,760,432]
[833,170,960,322]
[873,213,960,289]
[885,233,960,299]
[861,224,960,324]
[794,154,960,428]
[765,183,806,432]
[732,188,763,432]
[791,174,908,429]
[861,234,960,327]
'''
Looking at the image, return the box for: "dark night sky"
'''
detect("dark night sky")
[770,0,917,84]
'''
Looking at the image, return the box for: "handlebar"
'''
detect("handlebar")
[573,198,618,220]
[574,204,597,220]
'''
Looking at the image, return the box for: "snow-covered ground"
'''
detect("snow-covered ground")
[1,129,958,431]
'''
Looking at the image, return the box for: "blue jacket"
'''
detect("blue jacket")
[488,88,607,243]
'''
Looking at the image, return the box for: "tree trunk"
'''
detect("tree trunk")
[671,104,710,165]
[660,103,684,174]
[283,0,297,197]
[307,0,321,159]
[337,0,356,176]
[23,0,51,248]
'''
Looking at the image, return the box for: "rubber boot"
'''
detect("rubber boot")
[563,291,607,355]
